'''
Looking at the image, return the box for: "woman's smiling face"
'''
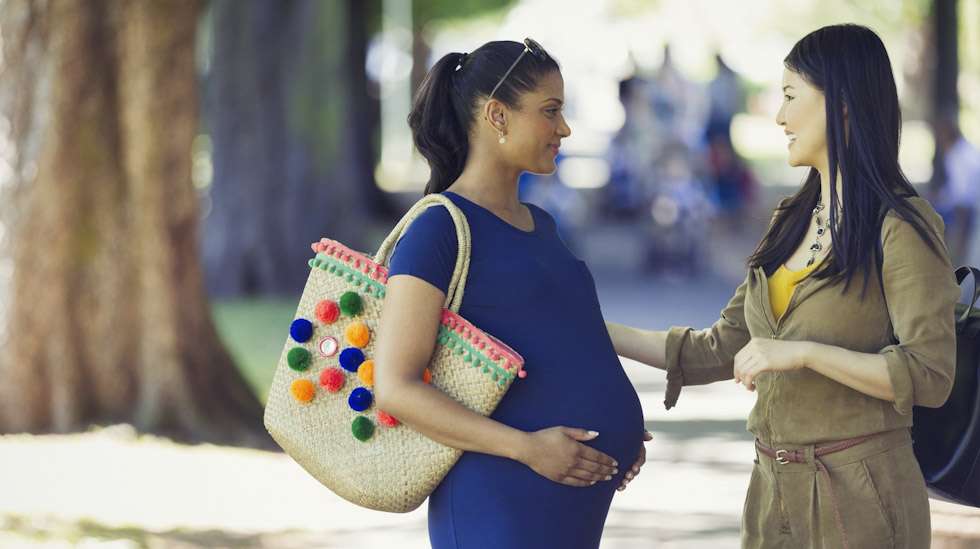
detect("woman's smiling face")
[500,70,571,175]
[776,68,827,170]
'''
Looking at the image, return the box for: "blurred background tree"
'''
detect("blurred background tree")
[0,0,268,445]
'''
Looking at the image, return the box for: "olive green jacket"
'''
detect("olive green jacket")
[664,196,960,445]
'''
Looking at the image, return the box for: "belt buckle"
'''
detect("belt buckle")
[775,449,789,465]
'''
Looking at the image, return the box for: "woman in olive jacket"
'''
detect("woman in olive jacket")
[608,24,959,549]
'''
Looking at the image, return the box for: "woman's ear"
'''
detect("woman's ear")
[483,99,508,133]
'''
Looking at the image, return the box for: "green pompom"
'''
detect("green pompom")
[352,416,375,441]
[339,291,363,316]
[287,347,312,371]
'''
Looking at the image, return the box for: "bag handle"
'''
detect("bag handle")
[955,265,980,325]
[374,194,471,313]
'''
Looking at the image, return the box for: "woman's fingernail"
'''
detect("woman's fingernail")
[605,475,612,481]
[613,469,619,475]
[591,481,597,486]
[588,431,599,437]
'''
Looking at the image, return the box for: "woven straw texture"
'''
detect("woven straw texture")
[264,195,525,513]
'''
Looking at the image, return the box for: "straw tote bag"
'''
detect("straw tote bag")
[263,193,526,513]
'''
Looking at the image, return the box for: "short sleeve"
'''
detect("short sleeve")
[387,205,459,296]
[878,199,959,414]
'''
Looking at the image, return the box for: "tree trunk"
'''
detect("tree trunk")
[0,0,270,447]
[202,0,387,298]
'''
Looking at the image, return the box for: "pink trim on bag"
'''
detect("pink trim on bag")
[310,238,525,377]
[440,309,524,375]
[312,238,388,283]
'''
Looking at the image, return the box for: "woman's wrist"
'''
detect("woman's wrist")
[798,340,820,371]
[505,429,533,463]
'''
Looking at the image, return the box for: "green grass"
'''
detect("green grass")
[211,298,296,403]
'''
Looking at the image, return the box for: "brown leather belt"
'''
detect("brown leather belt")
[755,433,881,549]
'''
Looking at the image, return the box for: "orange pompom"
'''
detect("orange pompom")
[357,360,375,387]
[345,321,371,348]
[422,368,432,384]
[290,379,315,403]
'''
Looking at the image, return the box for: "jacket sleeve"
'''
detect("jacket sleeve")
[663,271,752,409]
[878,200,959,415]
[662,200,791,409]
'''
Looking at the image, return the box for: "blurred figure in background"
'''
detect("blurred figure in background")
[704,53,744,144]
[604,73,657,219]
[932,113,980,268]
[703,53,757,230]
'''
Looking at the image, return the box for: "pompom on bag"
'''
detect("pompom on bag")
[264,194,526,513]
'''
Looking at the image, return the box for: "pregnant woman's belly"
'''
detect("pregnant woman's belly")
[428,346,643,549]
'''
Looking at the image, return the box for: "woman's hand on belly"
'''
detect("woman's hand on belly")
[618,430,653,492]
[516,427,620,487]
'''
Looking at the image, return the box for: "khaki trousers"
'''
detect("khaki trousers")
[742,428,931,549]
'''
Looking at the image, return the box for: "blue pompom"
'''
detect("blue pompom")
[348,387,373,412]
[339,347,365,372]
[290,318,314,343]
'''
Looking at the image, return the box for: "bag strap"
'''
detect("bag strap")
[955,265,980,325]
[374,194,471,313]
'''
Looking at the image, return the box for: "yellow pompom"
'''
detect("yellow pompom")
[290,379,315,403]
[345,321,371,348]
[358,360,375,387]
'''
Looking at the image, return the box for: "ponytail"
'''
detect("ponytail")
[408,52,470,195]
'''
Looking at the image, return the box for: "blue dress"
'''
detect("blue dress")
[388,191,645,549]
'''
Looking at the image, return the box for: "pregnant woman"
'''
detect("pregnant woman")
[373,39,648,549]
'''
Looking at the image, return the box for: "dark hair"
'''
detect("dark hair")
[407,41,561,195]
[748,24,943,296]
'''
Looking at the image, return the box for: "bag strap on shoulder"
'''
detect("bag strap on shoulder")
[374,194,472,313]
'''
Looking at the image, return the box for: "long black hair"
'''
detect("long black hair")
[408,41,560,195]
[748,24,943,296]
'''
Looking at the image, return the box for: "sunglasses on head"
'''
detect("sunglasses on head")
[488,38,549,100]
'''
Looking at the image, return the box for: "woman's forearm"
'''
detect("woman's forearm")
[375,379,531,462]
[802,341,896,402]
[605,321,668,370]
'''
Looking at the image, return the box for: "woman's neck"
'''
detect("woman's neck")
[816,164,844,210]
[447,156,523,212]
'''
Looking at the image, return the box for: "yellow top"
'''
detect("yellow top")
[767,261,819,320]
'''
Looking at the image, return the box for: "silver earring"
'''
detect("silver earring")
[498,133,506,144]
